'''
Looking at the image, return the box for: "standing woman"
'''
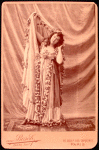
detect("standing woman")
[22,13,65,126]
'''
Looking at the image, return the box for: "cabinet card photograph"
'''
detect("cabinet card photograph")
[1,1,98,149]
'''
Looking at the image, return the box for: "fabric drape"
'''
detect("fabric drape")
[2,3,96,119]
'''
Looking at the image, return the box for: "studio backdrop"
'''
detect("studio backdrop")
[2,2,96,119]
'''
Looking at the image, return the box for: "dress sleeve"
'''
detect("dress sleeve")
[35,13,54,43]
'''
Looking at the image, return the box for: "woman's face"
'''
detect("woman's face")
[50,33,60,45]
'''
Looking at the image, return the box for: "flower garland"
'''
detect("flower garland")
[34,54,41,121]
[24,18,31,45]
[34,54,53,121]
[41,61,53,118]
[59,47,65,98]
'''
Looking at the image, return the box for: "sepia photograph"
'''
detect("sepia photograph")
[1,1,98,149]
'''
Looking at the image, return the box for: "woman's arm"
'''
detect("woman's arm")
[56,46,63,64]
[36,31,44,44]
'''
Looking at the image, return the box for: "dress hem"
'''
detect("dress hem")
[26,116,66,127]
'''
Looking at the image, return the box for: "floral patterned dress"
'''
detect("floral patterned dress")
[26,45,65,126]
[38,46,64,126]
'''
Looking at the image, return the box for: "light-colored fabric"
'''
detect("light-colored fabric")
[38,47,62,122]
[21,13,38,109]
[3,3,96,119]
[26,101,35,121]
[42,107,61,123]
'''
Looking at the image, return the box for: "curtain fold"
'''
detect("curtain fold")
[2,3,96,118]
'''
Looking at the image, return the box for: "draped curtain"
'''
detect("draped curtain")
[2,2,96,119]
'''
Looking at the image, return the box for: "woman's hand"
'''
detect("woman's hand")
[58,45,63,51]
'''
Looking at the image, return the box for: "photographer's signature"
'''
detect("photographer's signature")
[6,134,41,146]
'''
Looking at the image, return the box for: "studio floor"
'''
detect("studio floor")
[4,116,95,131]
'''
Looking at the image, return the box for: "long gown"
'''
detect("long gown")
[40,46,63,125]
[25,44,65,126]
